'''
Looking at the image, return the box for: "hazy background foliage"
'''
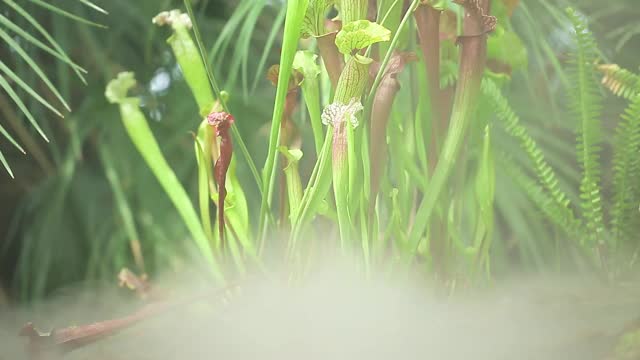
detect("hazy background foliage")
[0,0,638,302]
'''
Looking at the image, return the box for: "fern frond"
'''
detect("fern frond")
[610,94,640,246]
[500,155,581,237]
[598,64,640,99]
[566,7,605,247]
[481,78,577,229]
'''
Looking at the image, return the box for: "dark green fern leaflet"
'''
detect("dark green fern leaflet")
[482,79,580,235]
[500,156,579,238]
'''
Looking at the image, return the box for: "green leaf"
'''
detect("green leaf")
[0,27,71,112]
[3,0,87,83]
[0,60,63,118]
[301,0,335,38]
[0,150,14,178]
[0,122,26,154]
[335,20,391,55]
[76,0,109,14]
[0,74,49,142]
[0,14,87,76]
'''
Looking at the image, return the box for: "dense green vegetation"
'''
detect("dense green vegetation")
[1,0,640,302]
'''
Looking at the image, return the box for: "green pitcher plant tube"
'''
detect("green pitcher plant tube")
[105,72,225,282]
[155,9,254,265]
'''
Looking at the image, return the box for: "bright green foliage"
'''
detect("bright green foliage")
[9,0,640,300]
[335,20,391,55]
[566,7,605,248]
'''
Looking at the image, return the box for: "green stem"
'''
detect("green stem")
[259,0,309,243]
[106,73,224,282]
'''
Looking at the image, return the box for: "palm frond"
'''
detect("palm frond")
[26,0,107,28]
[0,0,105,176]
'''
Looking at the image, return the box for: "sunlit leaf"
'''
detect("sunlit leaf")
[335,20,391,55]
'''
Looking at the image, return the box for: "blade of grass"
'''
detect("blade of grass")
[251,5,287,94]
[99,145,146,272]
[0,150,14,178]
[236,0,266,100]
[0,74,49,142]
[3,0,87,84]
[0,14,88,75]
[0,61,64,118]
[76,0,109,14]
[0,91,54,174]
[208,0,253,69]
[26,0,107,28]
[258,0,309,242]
[0,122,26,154]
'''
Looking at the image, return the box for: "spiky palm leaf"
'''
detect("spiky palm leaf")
[0,0,106,177]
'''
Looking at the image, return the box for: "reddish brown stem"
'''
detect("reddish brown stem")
[317,32,343,90]
[368,53,417,212]
[20,285,236,360]
[414,4,442,173]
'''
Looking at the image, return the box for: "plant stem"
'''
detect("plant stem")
[317,32,343,90]
[407,0,491,261]
[414,3,442,172]
[331,56,370,248]
[258,0,309,243]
